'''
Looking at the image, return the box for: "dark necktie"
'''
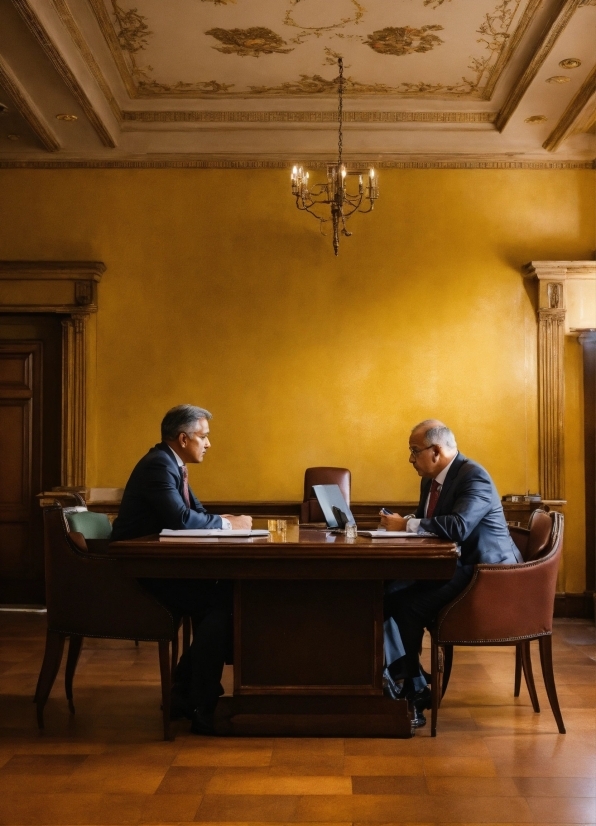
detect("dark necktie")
[180,465,190,508]
[426,479,441,518]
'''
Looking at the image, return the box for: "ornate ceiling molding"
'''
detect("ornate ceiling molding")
[11,0,117,147]
[543,62,596,150]
[0,54,61,151]
[83,0,539,101]
[0,157,592,170]
[496,0,582,132]
[121,110,497,124]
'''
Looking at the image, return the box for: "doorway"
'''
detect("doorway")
[0,315,62,603]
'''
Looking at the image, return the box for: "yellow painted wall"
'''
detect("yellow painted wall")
[0,168,594,592]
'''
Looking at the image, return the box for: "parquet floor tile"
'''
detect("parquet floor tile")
[0,613,594,826]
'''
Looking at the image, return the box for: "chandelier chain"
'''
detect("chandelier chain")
[337,57,343,168]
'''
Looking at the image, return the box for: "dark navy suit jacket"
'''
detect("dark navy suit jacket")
[416,453,521,566]
[111,442,223,541]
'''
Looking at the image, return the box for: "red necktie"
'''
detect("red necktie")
[426,479,441,518]
[181,466,190,508]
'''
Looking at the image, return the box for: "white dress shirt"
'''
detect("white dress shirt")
[167,445,231,529]
[405,454,457,535]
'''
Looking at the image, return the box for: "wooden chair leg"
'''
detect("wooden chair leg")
[514,643,522,697]
[36,629,66,730]
[171,626,179,683]
[65,635,84,714]
[158,640,173,741]
[441,644,453,699]
[430,636,440,737]
[520,639,540,712]
[538,635,566,734]
[182,615,191,653]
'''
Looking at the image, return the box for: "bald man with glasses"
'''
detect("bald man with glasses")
[380,419,521,726]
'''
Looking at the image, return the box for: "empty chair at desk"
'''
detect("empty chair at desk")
[35,505,177,739]
[301,467,351,523]
[430,509,565,736]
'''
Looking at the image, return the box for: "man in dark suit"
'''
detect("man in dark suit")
[112,404,251,734]
[381,419,521,725]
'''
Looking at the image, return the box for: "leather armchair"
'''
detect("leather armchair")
[300,467,351,523]
[430,509,565,736]
[35,505,177,739]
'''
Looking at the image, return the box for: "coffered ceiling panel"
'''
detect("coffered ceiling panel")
[0,0,594,165]
[90,0,538,99]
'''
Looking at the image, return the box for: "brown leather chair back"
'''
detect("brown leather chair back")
[525,508,553,561]
[437,510,563,644]
[43,505,175,641]
[508,526,529,558]
[300,467,351,523]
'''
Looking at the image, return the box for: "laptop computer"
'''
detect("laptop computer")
[312,484,356,529]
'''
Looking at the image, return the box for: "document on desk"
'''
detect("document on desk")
[159,528,270,541]
[357,530,416,538]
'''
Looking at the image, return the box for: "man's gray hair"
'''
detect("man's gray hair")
[161,404,212,441]
[413,419,457,450]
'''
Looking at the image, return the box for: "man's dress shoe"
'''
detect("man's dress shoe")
[408,686,431,727]
[190,709,216,736]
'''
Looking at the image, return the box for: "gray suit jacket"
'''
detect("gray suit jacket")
[416,453,521,566]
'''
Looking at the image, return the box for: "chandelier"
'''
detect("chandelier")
[290,58,379,256]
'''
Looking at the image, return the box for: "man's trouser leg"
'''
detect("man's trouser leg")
[384,563,473,681]
[141,578,232,714]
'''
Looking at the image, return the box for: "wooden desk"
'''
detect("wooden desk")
[109,527,458,737]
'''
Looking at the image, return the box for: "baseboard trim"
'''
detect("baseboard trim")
[554,591,595,620]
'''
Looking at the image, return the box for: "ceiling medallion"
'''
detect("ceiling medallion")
[290,58,379,256]
[559,58,581,69]
[546,76,571,84]
[525,115,547,124]
[56,114,78,121]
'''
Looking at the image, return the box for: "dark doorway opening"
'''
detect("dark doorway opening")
[0,314,62,603]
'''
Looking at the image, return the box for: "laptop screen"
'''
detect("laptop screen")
[312,484,355,528]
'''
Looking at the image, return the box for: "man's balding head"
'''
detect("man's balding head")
[408,420,458,478]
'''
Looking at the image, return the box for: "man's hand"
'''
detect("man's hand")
[223,514,252,530]
[379,512,408,531]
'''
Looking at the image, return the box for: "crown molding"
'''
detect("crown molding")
[121,111,498,124]
[0,156,593,170]
[543,63,596,151]
[496,0,582,132]
[11,0,117,148]
[0,54,61,152]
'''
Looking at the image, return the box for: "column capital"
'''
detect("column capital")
[523,261,596,281]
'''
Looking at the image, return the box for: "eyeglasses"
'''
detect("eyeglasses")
[409,445,435,457]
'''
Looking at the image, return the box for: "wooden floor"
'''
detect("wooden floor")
[0,613,594,826]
